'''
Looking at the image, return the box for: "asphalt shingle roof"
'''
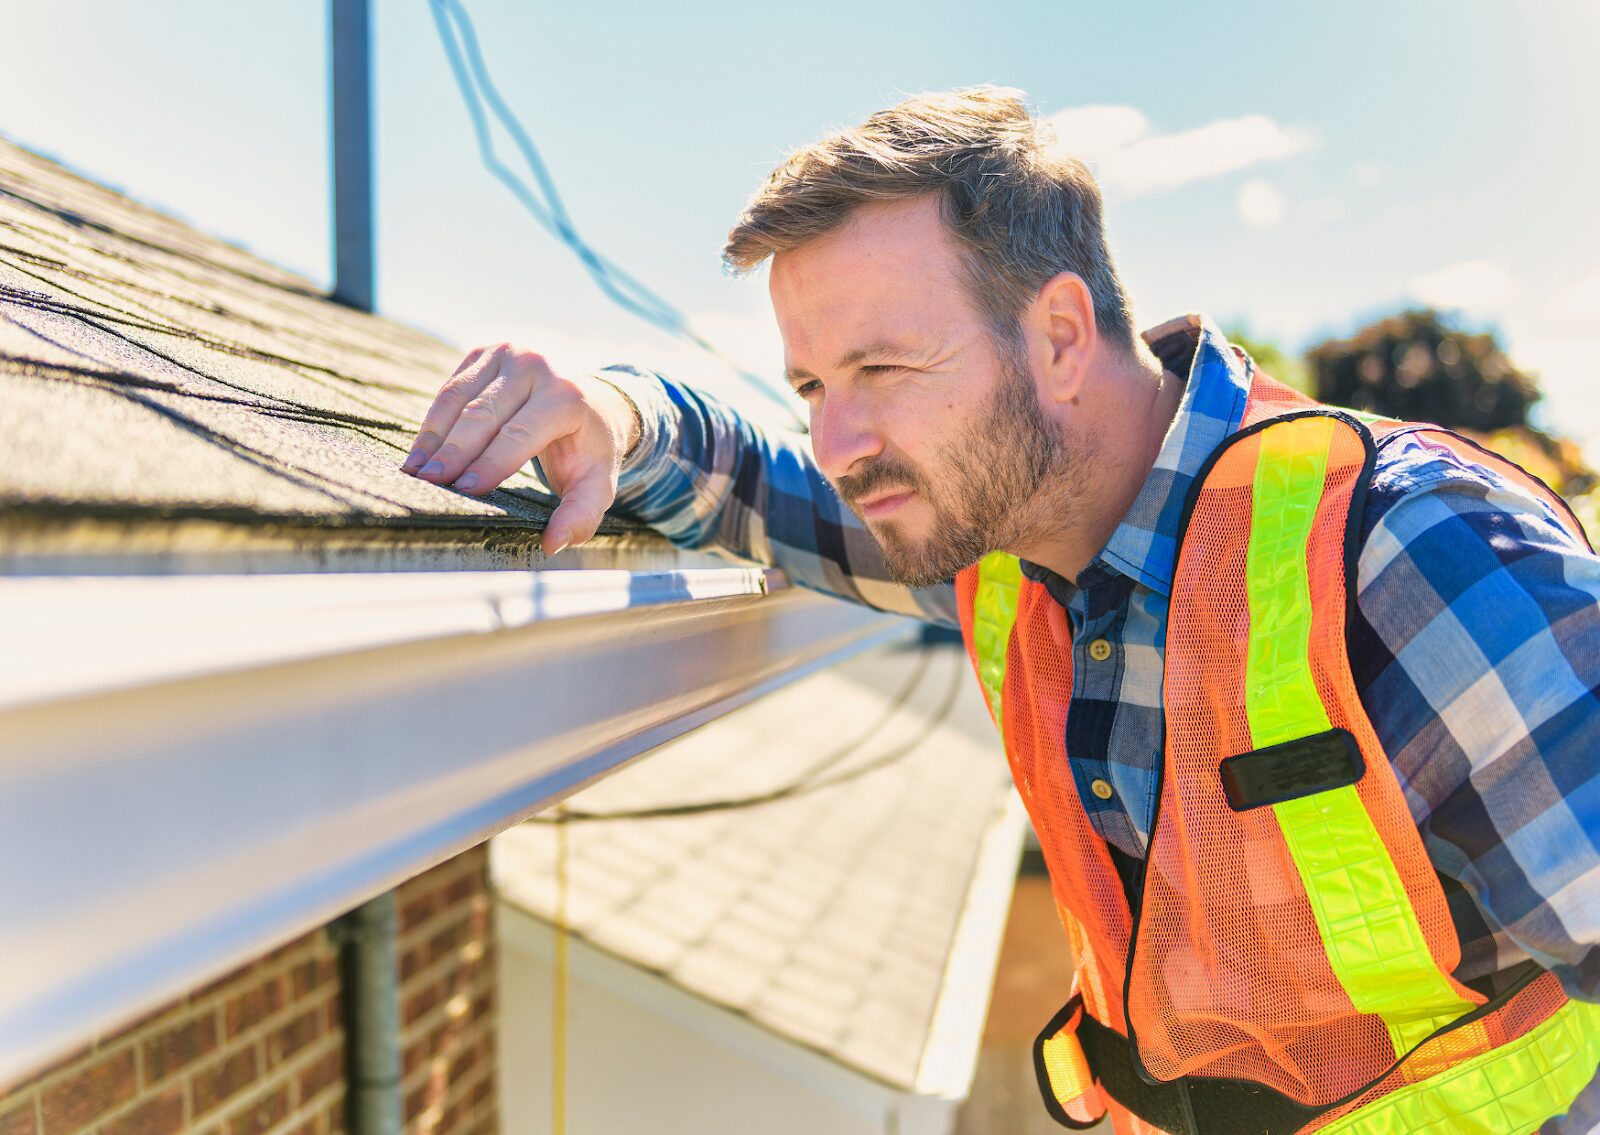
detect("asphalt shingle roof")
[0,134,653,570]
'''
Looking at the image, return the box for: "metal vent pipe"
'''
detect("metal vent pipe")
[330,0,374,311]
[329,3,398,1131]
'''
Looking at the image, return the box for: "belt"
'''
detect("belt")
[1068,1008,1324,1135]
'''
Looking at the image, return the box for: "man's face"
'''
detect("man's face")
[770,194,1076,587]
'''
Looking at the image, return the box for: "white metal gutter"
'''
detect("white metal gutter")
[1,567,776,710]
[0,567,910,1088]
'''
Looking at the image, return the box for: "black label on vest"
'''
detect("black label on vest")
[1218,728,1365,812]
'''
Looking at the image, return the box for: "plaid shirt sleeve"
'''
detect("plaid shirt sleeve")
[594,365,960,627]
[1351,432,1600,1001]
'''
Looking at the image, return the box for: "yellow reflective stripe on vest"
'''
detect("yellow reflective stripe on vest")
[1319,999,1600,1135]
[1244,417,1341,743]
[1245,417,1473,1057]
[972,551,1023,739]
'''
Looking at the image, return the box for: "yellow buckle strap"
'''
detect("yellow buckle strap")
[1034,997,1109,1128]
[1040,1026,1096,1102]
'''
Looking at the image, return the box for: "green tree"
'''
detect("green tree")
[1305,309,1539,432]
[1306,309,1597,541]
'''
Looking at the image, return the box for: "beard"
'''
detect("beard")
[834,339,1089,589]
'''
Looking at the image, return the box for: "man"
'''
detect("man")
[404,88,1600,1134]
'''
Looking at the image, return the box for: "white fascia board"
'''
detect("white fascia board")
[0,567,912,1089]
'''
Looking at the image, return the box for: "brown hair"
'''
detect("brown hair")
[723,86,1136,352]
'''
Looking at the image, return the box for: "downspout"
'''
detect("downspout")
[333,893,403,1134]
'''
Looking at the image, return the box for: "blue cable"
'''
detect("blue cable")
[427,0,804,427]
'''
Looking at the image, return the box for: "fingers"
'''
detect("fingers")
[453,396,583,496]
[403,344,509,474]
[413,348,550,485]
[402,346,623,556]
[542,462,619,556]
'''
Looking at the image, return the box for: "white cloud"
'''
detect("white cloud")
[1041,106,1315,197]
[1041,105,1151,163]
[1352,161,1384,188]
[1237,179,1286,227]
[1551,268,1600,322]
[1508,332,1600,467]
[1405,261,1516,316]
[1301,196,1347,224]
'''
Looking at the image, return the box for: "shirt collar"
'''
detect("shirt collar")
[1021,313,1252,599]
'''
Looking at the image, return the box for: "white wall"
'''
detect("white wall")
[497,903,956,1135]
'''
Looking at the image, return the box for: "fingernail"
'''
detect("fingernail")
[456,472,480,491]
[420,460,444,478]
[546,530,568,556]
[402,448,427,471]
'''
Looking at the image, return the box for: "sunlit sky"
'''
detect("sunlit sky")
[5,1,1599,448]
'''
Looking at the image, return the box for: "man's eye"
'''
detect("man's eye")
[793,380,822,399]
[859,364,904,375]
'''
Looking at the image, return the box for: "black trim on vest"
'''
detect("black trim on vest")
[1120,409,1379,1103]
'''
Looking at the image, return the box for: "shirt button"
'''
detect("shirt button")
[1087,638,1113,661]
[1090,778,1115,800]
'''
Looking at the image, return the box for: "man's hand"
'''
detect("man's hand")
[402,344,642,555]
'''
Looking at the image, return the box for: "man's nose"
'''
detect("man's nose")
[811,389,886,483]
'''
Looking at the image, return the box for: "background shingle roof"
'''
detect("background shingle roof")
[493,643,1021,1090]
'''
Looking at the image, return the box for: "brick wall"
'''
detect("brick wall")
[0,927,344,1135]
[395,847,497,1135]
[0,847,498,1135]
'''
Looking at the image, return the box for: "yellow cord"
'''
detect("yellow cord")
[552,807,569,1135]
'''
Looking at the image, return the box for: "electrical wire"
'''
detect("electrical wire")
[427,0,806,430]
[429,0,965,817]
[535,646,966,823]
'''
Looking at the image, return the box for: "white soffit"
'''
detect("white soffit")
[0,567,909,1089]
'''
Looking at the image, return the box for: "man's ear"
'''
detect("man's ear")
[1026,271,1097,406]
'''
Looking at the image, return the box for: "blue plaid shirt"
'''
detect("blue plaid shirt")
[602,313,1600,1124]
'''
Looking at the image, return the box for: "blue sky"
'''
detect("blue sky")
[5,1,1598,447]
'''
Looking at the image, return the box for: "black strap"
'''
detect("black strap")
[1043,961,1554,1134]
[1034,1004,1329,1135]
[1081,1013,1327,1134]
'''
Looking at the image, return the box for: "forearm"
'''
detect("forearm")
[595,364,958,626]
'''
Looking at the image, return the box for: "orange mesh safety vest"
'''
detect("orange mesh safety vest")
[955,370,1600,1135]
